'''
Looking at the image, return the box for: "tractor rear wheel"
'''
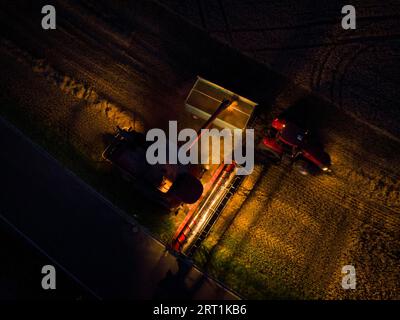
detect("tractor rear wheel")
[293,159,310,175]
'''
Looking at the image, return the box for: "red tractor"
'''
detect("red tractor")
[259,117,331,175]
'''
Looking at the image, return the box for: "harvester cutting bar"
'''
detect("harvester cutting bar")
[185,173,245,257]
[171,162,245,256]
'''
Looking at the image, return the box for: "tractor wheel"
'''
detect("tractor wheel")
[293,159,310,176]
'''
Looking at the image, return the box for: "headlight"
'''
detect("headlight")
[322,167,329,171]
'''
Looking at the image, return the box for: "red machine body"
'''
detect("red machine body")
[261,117,331,174]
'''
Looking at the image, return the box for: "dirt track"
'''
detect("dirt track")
[0,0,398,299]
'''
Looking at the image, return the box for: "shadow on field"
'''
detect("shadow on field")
[153,258,206,300]
[192,163,298,297]
[280,96,332,146]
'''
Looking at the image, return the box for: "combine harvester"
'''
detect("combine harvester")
[103,76,257,257]
[171,77,257,256]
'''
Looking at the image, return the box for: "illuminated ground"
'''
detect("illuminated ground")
[0,0,398,299]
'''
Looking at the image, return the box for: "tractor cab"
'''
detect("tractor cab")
[273,118,308,149]
[261,117,331,175]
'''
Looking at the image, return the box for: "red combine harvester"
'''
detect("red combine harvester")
[103,77,256,218]
[259,117,331,175]
[103,77,257,256]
